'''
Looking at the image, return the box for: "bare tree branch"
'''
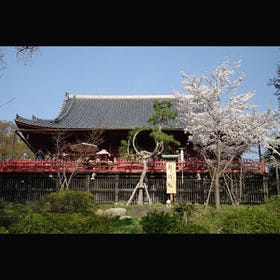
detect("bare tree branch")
[15,46,40,66]
[51,130,104,191]
[0,97,16,108]
[0,49,6,72]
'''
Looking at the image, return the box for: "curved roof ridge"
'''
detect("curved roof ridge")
[67,93,175,99]
[54,92,75,122]
[15,114,53,123]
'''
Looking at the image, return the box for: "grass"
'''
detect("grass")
[110,216,143,234]
[101,202,280,234]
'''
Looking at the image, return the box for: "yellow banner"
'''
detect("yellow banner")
[166,161,176,194]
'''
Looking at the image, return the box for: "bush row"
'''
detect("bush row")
[1,191,280,234]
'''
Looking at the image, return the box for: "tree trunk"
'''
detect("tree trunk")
[137,188,144,205]
[126,157,151,205]
[276,167,280,195]
[214,144,221,212]
[214,171,221,212]
[137,157,147,205]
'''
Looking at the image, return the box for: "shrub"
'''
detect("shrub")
[141,209,178,234]
[263,195,280,214]
[220,206,280,234]
[34,190,96,213]
[0,206,18,228]
[169,223,210,234]
[9,213,63,234]
[9,212,112,234]
[140,208,211,234]
[0,201,33,228]
[0,226,9,234]
[172,202,197,224]
[89,213,113,234]
[0,197,8,209]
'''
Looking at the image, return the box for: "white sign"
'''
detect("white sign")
[166,161,176,194]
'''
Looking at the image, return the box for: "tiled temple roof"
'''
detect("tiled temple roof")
[15,93,183,130]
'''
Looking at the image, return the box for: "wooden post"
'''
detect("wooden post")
[263,176,269,202]
[11,132,17,159]
[115,173,119,203]
[87,174,90,192]
[179,147,185,186]
[137,187,144,205]
[276,167,280,195]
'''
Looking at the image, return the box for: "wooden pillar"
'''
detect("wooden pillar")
[11,131,17,159]
[137,187,144,205]
[86,174,90,192]
[115,173,119,203]
[276,167,280,195]
[263,176,269,202]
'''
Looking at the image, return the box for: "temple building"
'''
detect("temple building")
[14,93,193,158]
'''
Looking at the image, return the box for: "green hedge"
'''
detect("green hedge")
[34,190,97,213]
[220,206,280,234]
[140,209,210,234]
[9,212,112,234]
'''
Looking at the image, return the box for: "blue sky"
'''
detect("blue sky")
[0,46,279,122]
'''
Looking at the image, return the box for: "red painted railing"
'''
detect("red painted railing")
[0,158,265,174]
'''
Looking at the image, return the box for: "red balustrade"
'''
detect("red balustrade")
[0,158,265,174]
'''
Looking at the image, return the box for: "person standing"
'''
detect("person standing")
[35,149,45,160]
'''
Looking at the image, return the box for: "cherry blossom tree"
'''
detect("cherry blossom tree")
[266,62,280,167]
[175,58,280,212]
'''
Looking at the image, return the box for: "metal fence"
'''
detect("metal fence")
[1,172,278,205]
